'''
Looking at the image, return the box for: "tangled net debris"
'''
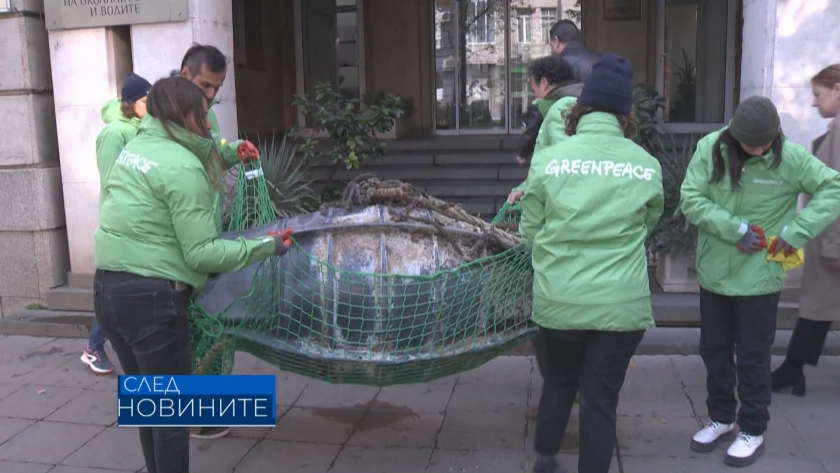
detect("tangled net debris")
[188,160,535,386]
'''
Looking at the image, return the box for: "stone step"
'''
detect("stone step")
[0,310,92,339]
[45,285,94,312]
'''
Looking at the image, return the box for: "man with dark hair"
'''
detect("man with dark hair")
[176,44,259,442]
[549,19,601,83]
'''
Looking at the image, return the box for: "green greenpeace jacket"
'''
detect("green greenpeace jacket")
[96,99,141,209]
[520,112,665,331]
[513,96,578,194]
[94,116,276,292]
[680,128,840,296]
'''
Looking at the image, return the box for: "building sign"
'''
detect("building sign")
[45,0,189,31]
[603,0,642,21]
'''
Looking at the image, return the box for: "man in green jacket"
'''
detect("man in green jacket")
[176,44,261,440]
[680,96,840,467]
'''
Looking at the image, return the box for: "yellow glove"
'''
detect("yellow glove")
[220,139,227,146]
[766,235,805,271]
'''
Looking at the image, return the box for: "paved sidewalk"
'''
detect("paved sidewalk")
[0,335,839,473]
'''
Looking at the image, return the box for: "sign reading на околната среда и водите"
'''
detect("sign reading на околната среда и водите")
[44,0,189,31]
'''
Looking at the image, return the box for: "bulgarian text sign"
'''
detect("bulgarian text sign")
[45,0,189,31]
[117,375,277,427]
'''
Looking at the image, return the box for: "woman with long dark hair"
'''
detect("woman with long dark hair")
[519,53,664,473]
[92,76,292,473]
[772,64,840,396]
[680,95,840,467]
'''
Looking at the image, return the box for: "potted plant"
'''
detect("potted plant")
[646,131,700,292]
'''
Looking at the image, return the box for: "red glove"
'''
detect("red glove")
[267,228,294,254]
[237,141,260,162]
[768,236,796,258]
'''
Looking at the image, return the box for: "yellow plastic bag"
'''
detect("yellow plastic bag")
[766,236,805,271]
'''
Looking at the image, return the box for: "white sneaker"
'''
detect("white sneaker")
[690,420,736,452]
[724,432,765,467]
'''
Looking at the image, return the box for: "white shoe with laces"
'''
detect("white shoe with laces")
[690,420,736,452]
[724,432,765,467]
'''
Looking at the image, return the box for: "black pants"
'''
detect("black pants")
[786,318,832,366]
[699,288,778,436]
[533,327,644,473]
[94,269,192,473]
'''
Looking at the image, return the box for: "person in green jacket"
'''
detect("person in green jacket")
[81,72,152,376]
[176,43,262,440]
[520,54,664,473]
[93,76,293,473]
[680,96,840,467]
[507,55,579,205]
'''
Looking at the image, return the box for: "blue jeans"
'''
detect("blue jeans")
[88,320,106,351]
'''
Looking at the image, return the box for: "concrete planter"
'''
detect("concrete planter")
[655,252,699,293]
[375,115,411,140]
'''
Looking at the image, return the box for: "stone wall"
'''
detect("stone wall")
[0,0,69,316]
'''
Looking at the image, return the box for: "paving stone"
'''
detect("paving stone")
[710,449,828,473]
[525,453,620,473]
[229,352,261,374]
[670,355,709,387]
[447,380,528,411]
[49,467,130,473]
[782,411,840,462]
[0,382,23,398]
[37,356,118,390]
[457,356,532,386]
[190,436,258,473]
[294,381,379,409]
[437,408,526,452]
[0,460,52,473]
[0,385,82,419]
[0,417,35,445]
[0,421,103,464]
[329,445,431,473]
[427,448,527,473]
[524,406,582,454]
[347,412,443,448]
[234,439,339,473]
[616,415,704,457]
[59,426,144,471]
[619,455,723,473]
[0,336,54,355]
[45,389,117,426]
[245,362,311,406]
[371,383,455,414]
[266,406,364,444]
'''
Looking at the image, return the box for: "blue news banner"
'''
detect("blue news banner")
[117,375,276,427]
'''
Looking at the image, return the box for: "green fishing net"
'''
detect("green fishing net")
[188,162,537,386]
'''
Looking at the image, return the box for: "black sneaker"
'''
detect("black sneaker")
[532,456,560,473]
[80,346,114,374]
[190,427,231,439]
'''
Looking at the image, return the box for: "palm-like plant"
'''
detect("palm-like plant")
[255,133,319,218]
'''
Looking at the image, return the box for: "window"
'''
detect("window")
[435,0,581,134]
[655,0,736,131]
[540,7,557,44]
[517,15,532,43]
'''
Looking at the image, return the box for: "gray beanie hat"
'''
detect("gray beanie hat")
[729,96,781,147]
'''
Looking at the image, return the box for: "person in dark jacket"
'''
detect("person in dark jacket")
[549,19,601,83]
[513,55,577,173]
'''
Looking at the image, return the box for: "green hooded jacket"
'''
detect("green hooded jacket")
[520,112,664,332]
[680,128,840,296]
[513,85,581,194]
[96,99,141,209]
[94,116,276,292]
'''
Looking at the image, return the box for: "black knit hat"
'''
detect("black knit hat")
[578,53,634,116]
[121,73,152,104]
[729,96,781,147]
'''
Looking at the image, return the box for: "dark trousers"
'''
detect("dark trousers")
[699,288,778,436]
[94,269,192,473]
[533,327,644,473]
[787,318,832,366]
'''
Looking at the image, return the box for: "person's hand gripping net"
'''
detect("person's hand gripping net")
[237,140,260,162]
[267,228,294,255]
[736,224,767,253]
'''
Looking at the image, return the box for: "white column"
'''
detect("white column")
[130,0,239,142]
[47,27,131,277]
